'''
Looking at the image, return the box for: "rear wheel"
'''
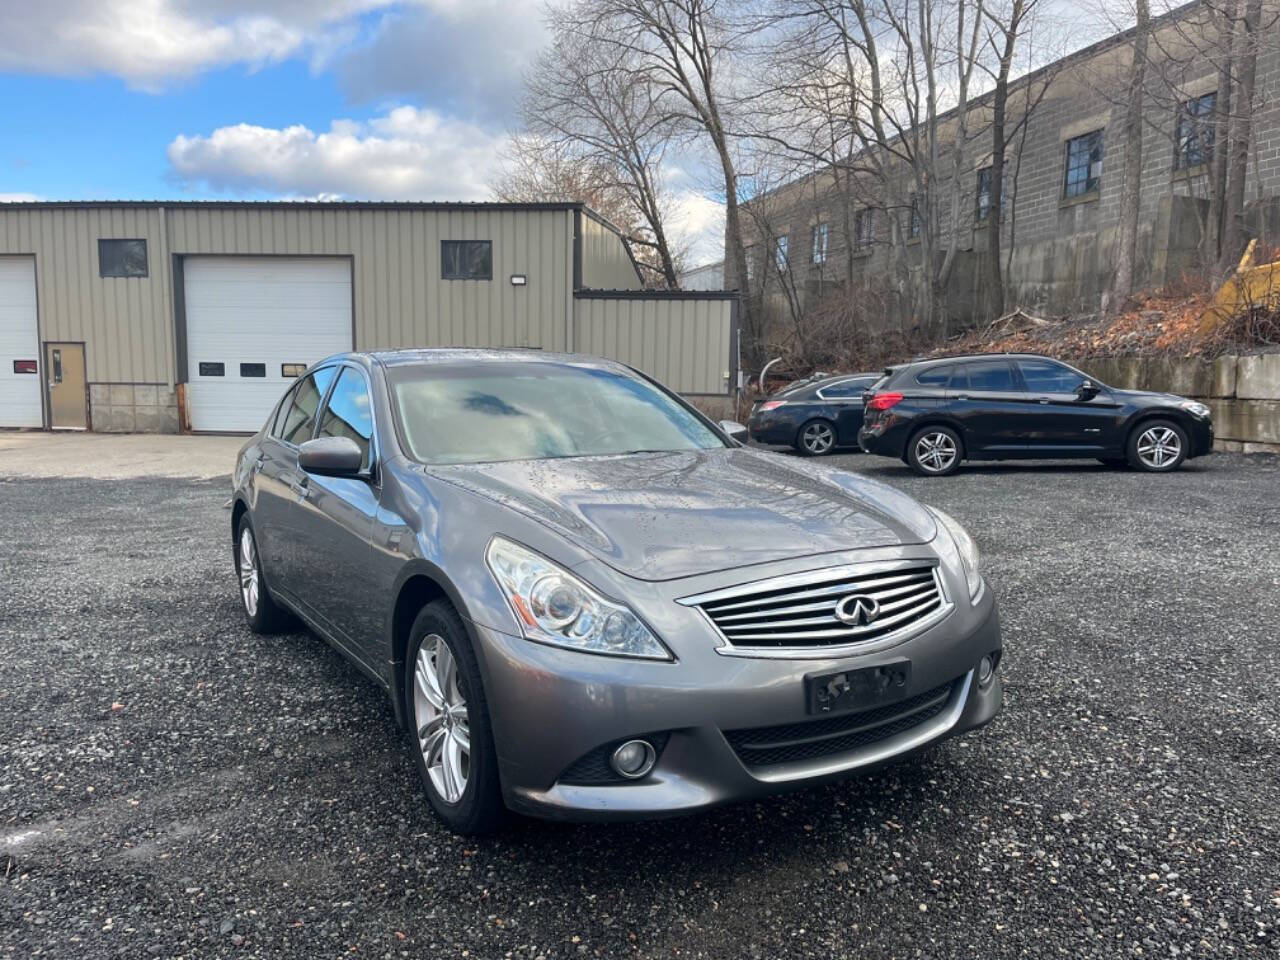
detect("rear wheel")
[405,601,505,835]
[1127,419,1188,472]
[906,426,963,477]
[796,418,837,456]
[234,516,292,633]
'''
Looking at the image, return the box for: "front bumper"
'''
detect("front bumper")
[1188,416,1214,458]
[471,592,1002,822]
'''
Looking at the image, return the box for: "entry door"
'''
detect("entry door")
[45,343,88,429]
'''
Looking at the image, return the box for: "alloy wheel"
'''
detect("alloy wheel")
[1136,426,1181,469]
[238,527,260,617]
[802,421,835,454]
[915,431,958,473]
[413,634,471,805]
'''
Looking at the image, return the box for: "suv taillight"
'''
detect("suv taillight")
[867,391,904,411]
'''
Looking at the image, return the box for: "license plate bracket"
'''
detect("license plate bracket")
[806,660,911,715]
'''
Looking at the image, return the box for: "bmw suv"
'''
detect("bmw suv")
[858,353,1213,476]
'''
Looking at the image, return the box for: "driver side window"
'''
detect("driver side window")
[316,367,374,469]
[1017,359,1086,394]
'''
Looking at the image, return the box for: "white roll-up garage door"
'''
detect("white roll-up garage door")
[184,257,353,432]
[0,256,42,428]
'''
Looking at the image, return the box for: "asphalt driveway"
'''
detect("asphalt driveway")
[1,449,1277,958]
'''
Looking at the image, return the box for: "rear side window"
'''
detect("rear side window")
[819,379,870,398]
[317,367,374,469]
[915,365,952,387]
[276,367,337,445]
[1017,359,1086,393]
[957,361,1019,391]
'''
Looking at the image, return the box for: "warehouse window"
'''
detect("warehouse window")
[441,240,492,280]
[198,362,225,377]
[774,235,789,273]
[975,167,1009,223]
[908,196,921,239]
[811,223,829,264]
[240,363,266,378]
[1063,131,1104,199]
[854,209,873,251]
[1175,91,1216,169]
[99,239,148,278]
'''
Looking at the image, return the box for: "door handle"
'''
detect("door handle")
[290,474,310,498]
[1037,397,1051,404]
[954,394,970,400]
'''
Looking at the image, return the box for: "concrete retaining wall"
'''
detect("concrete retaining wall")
[1081,353,1280,454]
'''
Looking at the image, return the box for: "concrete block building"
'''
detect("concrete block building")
[0,201,736,433]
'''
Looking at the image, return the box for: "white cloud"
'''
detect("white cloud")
[0,193,42,203]
[166,106,506,199]
[0,0,398,91]
[669,191,726,269]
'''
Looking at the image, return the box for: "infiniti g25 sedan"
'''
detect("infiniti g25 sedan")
[231,349,1003,834]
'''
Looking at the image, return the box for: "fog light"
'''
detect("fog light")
[978,655,995,687]
[610,740,656,779]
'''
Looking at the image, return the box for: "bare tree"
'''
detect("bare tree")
[1220,0,1264,271]
[570,0,760,359]
[518,12,686,287]
[1110,0,1150,311]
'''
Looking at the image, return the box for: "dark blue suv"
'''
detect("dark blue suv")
[858,354,1214,476]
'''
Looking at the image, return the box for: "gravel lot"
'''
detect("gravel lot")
[2,450,1278,959]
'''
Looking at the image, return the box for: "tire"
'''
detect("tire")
[1126,419,1188,472]
[906,426,963,477]
[234,515,293,633]
[404,601,505,835]
[795,418,837,456]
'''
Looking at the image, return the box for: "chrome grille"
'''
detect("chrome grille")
[681,560,950,654]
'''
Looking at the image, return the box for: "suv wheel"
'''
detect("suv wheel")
[1127,420,1188,472]
[405,601,506,835]
[796,418,837,456]
[907,426,962,477]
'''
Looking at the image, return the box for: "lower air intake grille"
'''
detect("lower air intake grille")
[723,681,954,767]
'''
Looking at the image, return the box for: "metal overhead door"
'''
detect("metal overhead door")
[184,257,352,432]
[0,257,42,428]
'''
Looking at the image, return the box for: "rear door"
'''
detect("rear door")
[817,377,875,444]
[1014,358,1120,452]
[947,360,1036,455]
[257,366,338,597]
[292,365,382,663]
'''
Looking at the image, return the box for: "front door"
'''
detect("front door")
[45,343,87,429]
[1013,358,1120,453]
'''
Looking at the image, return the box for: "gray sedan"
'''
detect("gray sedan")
[231,349,1003,834]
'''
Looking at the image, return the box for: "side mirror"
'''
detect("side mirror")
[298,436,364,477]
[1076,380,1100,400]
[718,419,750,442]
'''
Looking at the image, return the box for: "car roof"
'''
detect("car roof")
[891,352,1057,371]
[319,347,626,370]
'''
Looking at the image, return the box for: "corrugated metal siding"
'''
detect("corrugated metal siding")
[579,215,643,290]
[0,205,576,385]
[0,206,174,384]
[165,207,574,354]
[574,296,733,394]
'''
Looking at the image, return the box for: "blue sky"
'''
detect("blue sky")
[0,0,725,262]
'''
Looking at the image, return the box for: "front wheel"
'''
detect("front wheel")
[907,426,963,477]
[796,418,837,456]
[1127,420,1188,472]
[405,601,505,835]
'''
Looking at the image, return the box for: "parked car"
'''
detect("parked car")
[859,353,1214,476]
[748,372,881,455]
[230,349,1002,834]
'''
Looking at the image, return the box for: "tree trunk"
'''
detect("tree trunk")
[714,135,755,370]
[986,73,1009,319]
[1220,0,1263,272]
[1110,0,1149,312]
[1206,0,1237,265]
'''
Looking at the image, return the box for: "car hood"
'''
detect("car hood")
[429,447,937,581]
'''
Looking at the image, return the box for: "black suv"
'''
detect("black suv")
[858,354,1214,476]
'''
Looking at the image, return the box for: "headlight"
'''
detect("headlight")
[1179,400,1211,419]
[485,537,672,660]
[927,506,982,601]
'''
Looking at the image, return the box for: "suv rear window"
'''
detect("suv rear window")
[915,365,952,387]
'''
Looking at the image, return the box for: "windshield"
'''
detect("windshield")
[388,361,727,465]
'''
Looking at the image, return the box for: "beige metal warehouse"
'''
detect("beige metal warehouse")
[0,201,737,433]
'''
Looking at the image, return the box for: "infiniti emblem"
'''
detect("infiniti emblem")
[834,594,881,627]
